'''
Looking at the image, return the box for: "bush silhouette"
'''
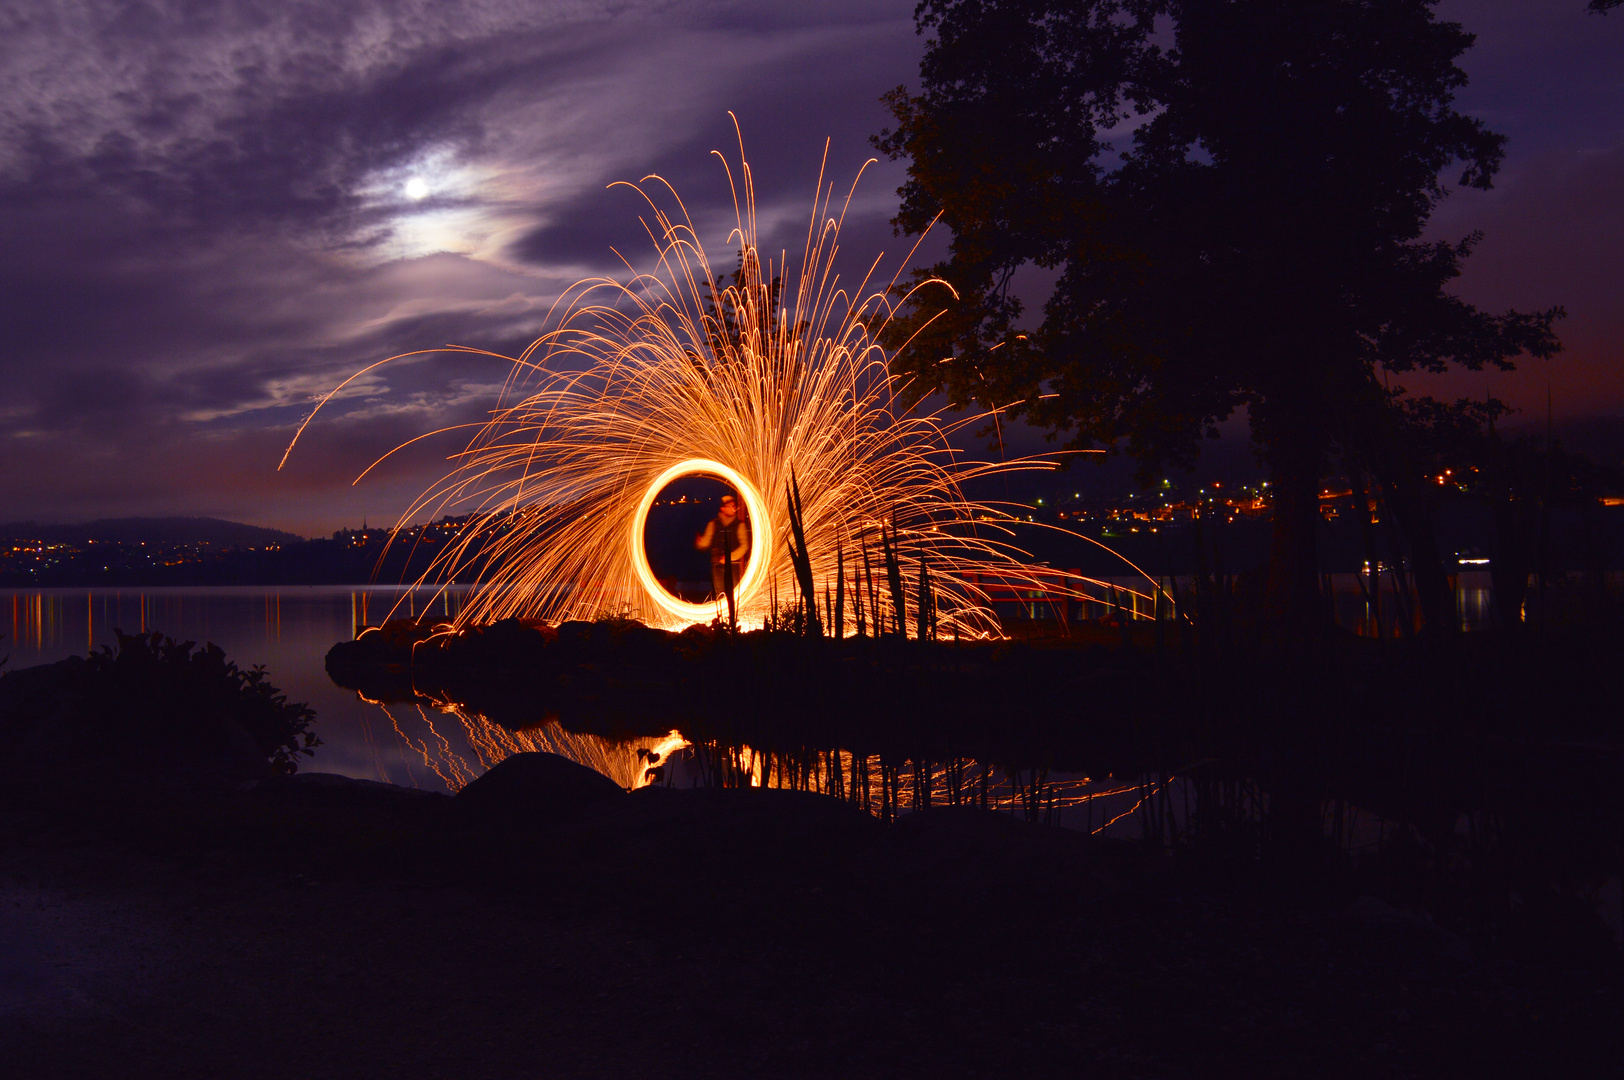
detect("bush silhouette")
[81,630,319,775]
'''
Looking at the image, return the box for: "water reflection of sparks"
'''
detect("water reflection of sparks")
[368,693,688,793]
[366,695,1174,838]
[671,745,1169,833]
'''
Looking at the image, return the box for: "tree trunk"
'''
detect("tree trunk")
[1380,470,1454,635]
[1360,418,1455,637]
[1348,468,1381,637]
[1263,451,1324,647]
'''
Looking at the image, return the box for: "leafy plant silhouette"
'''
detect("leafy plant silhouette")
[83,630,320,775]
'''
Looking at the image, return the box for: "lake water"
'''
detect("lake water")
[9,583,1615,946]
[2,586,485,792]
[0,585,1162,829]
[0,576,1501,800]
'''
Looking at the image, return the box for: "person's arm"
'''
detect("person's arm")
[695,520,715,550]
[730,520,750,564]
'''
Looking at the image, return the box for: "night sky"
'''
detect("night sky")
[2,0,1618,537]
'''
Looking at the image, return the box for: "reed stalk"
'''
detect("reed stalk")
[834,541,845,640]
[915,555,930,642]
[862,541,879,637]
[785,469,822,637]
[852,555,866,636]
[881,520,907,638]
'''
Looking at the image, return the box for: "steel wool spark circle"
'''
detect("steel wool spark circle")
[629,459,770,624]
[278,139,1150,637]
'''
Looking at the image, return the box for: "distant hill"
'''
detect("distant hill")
[0,517,307,547]
[1502,414,1624,470]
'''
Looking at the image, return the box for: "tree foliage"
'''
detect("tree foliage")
[876,0,1563,631]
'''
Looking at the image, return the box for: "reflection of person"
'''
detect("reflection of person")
[695,491,750,600]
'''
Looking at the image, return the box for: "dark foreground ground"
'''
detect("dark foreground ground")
[3,769,1619,1080]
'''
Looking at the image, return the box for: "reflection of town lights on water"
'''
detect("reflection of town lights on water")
[286,129,1153,632]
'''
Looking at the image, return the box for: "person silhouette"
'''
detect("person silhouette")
[694,491,750,603]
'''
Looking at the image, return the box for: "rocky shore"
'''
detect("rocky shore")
[4,627,1621,1077]
[3,749,1620,1078]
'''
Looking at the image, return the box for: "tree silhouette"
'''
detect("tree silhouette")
[875,0,1562,637]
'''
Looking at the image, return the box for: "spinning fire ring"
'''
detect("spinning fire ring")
[629,458,769,624]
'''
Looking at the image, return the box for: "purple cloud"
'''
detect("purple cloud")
[0,0,1617,534]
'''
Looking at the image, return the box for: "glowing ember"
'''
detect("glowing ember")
[286,131,1152,633]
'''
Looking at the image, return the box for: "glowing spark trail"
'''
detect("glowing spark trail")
[287,130,1153,633]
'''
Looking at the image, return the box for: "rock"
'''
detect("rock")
[677,622,715,642]
[553,620,604,647]
[1340,895,1471,960]
[455,751,625,826]
[328,617,455,685]
[554,619,673,663]
[850,806,1136,917]
[247,772,450,831]
[253,771,449,806]
[552,785,880,895]
[324,638,421,702]
[441,619,555,670]
[370,619,447,649]
[485,617,558,644]
[575,784,877,845]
